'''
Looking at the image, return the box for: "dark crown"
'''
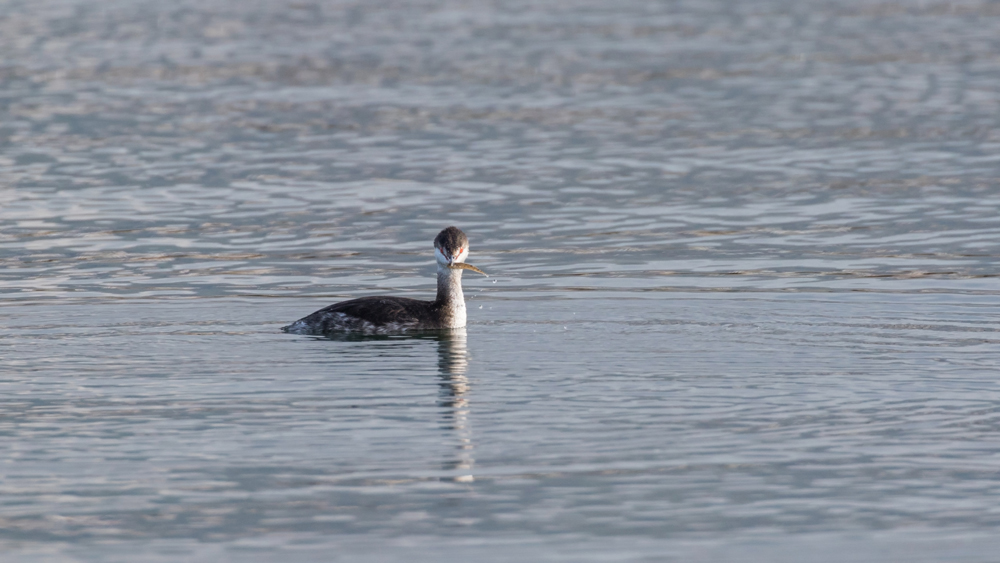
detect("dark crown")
[434,226,469,253]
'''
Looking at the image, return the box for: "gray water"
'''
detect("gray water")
[3,0,1000,560]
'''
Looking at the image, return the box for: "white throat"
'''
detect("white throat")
[436,264,467,328]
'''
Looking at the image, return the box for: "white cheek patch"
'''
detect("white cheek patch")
[455,247,469,263]
[435,247,449,264]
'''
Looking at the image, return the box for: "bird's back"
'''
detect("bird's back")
[283,296,441,334]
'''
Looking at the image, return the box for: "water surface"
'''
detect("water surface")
[3,0,1000,560]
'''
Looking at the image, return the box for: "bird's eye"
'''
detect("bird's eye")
[458,248,463,254]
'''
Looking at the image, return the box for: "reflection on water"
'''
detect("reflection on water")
[314,328,476,483]
[437,328,474,483]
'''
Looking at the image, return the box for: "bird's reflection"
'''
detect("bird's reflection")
[314,328,475,483]
[437,327,474,483]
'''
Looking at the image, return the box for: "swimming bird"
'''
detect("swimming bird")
[283,226,487,334]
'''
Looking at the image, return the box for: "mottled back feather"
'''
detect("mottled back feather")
[284,296,444,334]
[319,296,436,325]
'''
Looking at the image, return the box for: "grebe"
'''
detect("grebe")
[283,227,487,334]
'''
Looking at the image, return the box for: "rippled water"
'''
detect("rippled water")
[3,0,1000,560]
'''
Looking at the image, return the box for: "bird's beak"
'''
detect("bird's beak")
[450,263,488,276]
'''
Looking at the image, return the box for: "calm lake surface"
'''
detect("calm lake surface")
[3,0,1000,560]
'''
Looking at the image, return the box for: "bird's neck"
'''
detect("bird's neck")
[436,265,466,327]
